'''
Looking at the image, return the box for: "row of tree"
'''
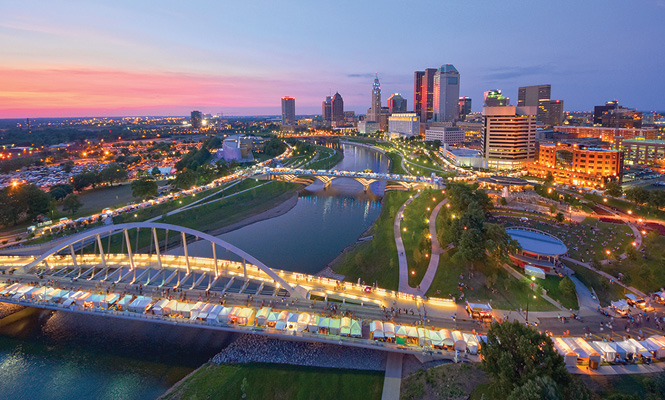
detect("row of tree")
[71,163,128,192]
[0,184,84,227]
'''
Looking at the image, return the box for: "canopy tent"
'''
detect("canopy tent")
[115,295,133,311]
[189,302,206,319]
[608,342,629,360]
[625,294,646,308]
[296,313,310,332]
[217,306,232,322]
[370,321,384,340]
[164,300,178,316]
[429,330,443,348]
[197,304,214,320]
[451,330,466,352]
[318,317,331,334]
[625,338,653,359]
[641,338,665,359]
[417,328,431,347]
[463,332,480,355]
[465,301,493,319]
[329,318,341,336]
[440,329,454,348]
[30,287,48,300]
[552,337,578,366]
[287,313,299,330]
[611,300,630,314]
[256,307,271,326]
[237,308,256,326]
[308,315,320,332]
[340,317,351,337]
[383,323,396,341]
[350,320,362,338]
[267,311,280,328]
[101,293,120,309]
[525,265,546,279]
[152,299,170,315]
[128,296,152,313]
[206,305,223,323]
[590,341,617,363]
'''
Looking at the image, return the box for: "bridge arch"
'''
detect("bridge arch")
[22,222,300,297]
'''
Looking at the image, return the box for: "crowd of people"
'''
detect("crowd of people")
[211,334,385,371]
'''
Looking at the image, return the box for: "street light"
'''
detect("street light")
[526,294,537,326]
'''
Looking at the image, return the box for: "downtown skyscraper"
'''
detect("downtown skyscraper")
[367,74,381,122]
[331,92,344,126]
[281,96,295,126]
[432,64,460,122]
[414,68,436,123]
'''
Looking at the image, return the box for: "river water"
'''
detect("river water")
[0,143,388,400]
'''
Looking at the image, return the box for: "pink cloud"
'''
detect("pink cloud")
[0,67,311,117]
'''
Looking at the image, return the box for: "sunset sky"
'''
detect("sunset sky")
[1,0,664,118]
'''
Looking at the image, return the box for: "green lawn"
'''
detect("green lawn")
[536,275,579,310]
[600,232,665,294]
[402,190,441,287]
[162,181,300,232]
[306,146,343,170]
[331,191,412,290]
[584,192,665,221]
[162,363,384,400]
[64,183,136,218]
[384,152,408,175]
[563,260,626,306]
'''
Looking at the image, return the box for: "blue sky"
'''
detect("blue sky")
[0,0,663,117]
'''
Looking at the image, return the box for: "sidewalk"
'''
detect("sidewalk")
[395,193,420,294]
[413,199,449,296]
[381,353,403,400]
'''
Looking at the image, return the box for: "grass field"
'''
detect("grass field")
[537,275,579,310]
[162,363,384,400]
[65,183,136,217]
[584,192,665,221]
[385,152,408,175]
[401,190,441,287]
[307,146,343,170]
[331,191,412,290]
[563,260,626,306]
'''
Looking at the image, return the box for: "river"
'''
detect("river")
[0,143,388,399]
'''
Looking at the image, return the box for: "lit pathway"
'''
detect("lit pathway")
[569,274,600,315]
[395,192,420,294]
[413,198,449,296]
[381,353,403,400]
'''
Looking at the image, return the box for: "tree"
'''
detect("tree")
[544,172,554,186]
[264,138,287,157]
[71,171,99,191]
[61,160,74,173]
[151,167,162,176]
[549,204,558,214]
[500,197,508,206]
[48,184,73,200]
[99,163,127,185]
[604,181,623,197]
[507,376,561,400]
[131,177,158,199]
[480,321,569,395]
[625,187,650,205]
[558,277,577,299]
[173,169,198,189]
[17,184,52,221]
[555,212,565,223]
[61,193,82,215]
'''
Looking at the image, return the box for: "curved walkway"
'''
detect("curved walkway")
[395,192,420,294]
[414,199,449,296]
[563,256,646,297]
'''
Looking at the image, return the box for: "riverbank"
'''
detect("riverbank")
[206,191,299,236]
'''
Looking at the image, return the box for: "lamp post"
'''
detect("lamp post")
[526,276,536,325]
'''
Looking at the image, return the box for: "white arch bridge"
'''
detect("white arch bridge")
[263,167,444,191]
[14,222,308,299]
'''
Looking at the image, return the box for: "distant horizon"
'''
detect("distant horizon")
[2,1,664,119]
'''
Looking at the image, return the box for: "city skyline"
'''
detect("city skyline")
[1,0,664,118]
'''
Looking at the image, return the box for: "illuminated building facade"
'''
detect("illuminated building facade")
[322,96,332,125]
[190,110,203,128]
[433,64,460,122]
[482,106,537,170]
[331,92,344,126]
[388,113,420,138]
[367,74,381,122]
[618,138,665,166]
[458,97,472,119]
[483,90,509,107]
[281,97,296,126]
[518,84,563,126]
[554,126,658,144]
[388,93,407,114]
[527,142,623,187]
[425,126,465,145]
[414,68,436,123]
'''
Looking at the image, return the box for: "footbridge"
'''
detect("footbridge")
[263,167,444,191]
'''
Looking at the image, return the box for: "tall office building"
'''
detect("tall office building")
[388,93,407,114]
[367,74,381,122]
[414,68,436,123]
[483,90,510,107]
[593,100,642,128]
[433,64,460,122]
[322,96,332,125]
[331,92,344,125]
[518,84,562,125]
[542,99,564,126]
[482,106,537,170]
[458,97,472,119]
[281,97,296,126]
[190,110,203,128]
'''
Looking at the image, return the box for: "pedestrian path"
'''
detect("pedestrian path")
[569,362,665,375]
[381,352,403,400]
[563,257,646,297]
[569,275,600,315]
[413,199,449,296]
[395,193,420,294]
